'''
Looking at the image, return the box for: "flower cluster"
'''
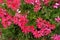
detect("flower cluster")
[36,18,55,30]
[6,0,21,11]
[0,8,56,38]
[13,13,28,26]
[24,0,51,12]
[13,13,30,34]
[51,34,60,40]
[0,0,58,39]
[33,18,55,38]
[13,16,55,38]
[0,0,59,13]
[0,0,60,40]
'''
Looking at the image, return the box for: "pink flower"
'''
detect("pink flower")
[53,3,60,8]
[34,0,41,12]
[6,0,21,11]
[13,13,28,27]
[34,17,56,38]
[0,8,12,28]
[0,0,3,4]
[18,15,28,27]
[55,16,60,22]
[20,26,34,34]
[1,14,12,28]
[0,8,7,18]
[51,34,60,40]
[1,17,12,28]
[53,5,58,8]
[13,13,29,34]
[0,8,56,38]
[36,18,55,30]
[41,28,51,35]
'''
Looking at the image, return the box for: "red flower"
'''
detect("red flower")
[6,0,21,11]
[0,8,12,28]
[55,16,60,22]
[1,14,12,28]
[0,0,3,4]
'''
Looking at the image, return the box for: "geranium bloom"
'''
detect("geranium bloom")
[36,18,55,30]
[33,18,56,38]
[53,3,60,8]
[41,28,51,35]
[55,16,60,22]
[1,18,12,28]
[34,0,41,12]
[0,0,3,4]
[13,13,28,27]
[17,14,28,27]
[51,34,60,40]
[6,0,21,11]
[0,8,12,28]
[1,14,12,28]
